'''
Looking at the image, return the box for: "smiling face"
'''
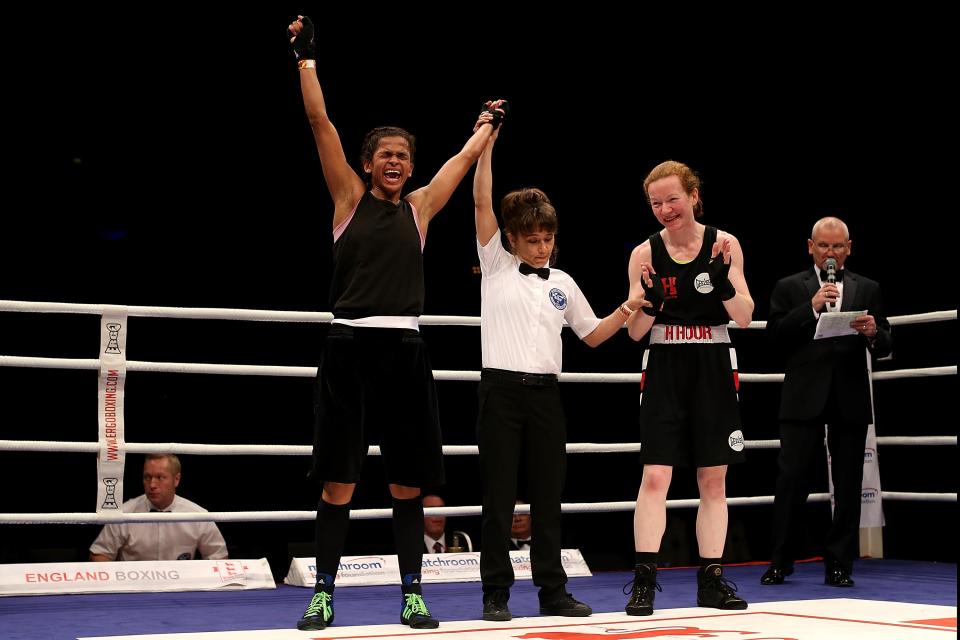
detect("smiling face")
[364,136,413,202]
[646,175,699,231]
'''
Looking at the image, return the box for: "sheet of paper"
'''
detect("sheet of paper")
[814,310,866,340]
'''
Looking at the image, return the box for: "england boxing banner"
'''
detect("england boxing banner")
[0,559,275,596]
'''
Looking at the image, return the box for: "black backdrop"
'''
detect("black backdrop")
[1,9,955,576]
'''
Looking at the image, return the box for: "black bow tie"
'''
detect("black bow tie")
[515,538,531,546]
[519,263,550,280]
[819,268,844,282]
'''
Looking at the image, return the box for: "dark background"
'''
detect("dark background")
[1,9,955,577]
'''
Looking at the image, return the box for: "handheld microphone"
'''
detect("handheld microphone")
[825,257,837,284]
[824,257,837,310]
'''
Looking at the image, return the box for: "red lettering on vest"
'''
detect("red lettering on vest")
[662,277,678,299]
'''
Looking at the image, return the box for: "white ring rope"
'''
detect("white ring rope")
[2,492,956,525]
[0,356,954,384]
[0,299,955,327]
[1,436,955,456]
[1,300,955,528]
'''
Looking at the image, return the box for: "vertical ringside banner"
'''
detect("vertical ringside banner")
[826,348,884,528]
[97,306,128,513]
[859,349,884,527]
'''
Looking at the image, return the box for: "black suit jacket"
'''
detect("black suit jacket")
[768,267,892,423]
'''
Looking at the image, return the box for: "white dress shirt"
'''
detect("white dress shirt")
[478,230,601,374]
[89,494,228,561]
[424,534,445,553]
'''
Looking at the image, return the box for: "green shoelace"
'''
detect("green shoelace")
[303,591,333,620]
[402,593,431,619]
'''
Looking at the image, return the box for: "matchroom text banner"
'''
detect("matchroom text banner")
[285,550,592,587]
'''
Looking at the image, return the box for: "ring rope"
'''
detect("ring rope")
[1,301,954,531]
[2,491,955,526]
[1,436,955,456]
[0,356,954,384]
[0,299,955,327]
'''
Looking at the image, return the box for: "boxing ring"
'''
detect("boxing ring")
[0,299,956,639]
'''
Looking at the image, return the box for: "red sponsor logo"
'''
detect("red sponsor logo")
[662,277,679,299]
[212,561,249,582]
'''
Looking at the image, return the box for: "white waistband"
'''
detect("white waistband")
[332,316,420,330]
[650,324,730,345]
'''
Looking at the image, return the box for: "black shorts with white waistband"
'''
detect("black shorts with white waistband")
[637,324,745,468]
[310,324,444,487]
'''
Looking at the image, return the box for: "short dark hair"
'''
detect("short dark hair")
[145,453,181,475]
[500,187,559,264]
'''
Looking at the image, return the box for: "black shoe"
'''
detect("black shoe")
[297,591,334,630]
[697,564,748,610]
[482,590,512,622]
[539,593,592,617]
[760,565,794,585]
[825,561,855,587]
[624,563,660,616]
[400,592,440,628]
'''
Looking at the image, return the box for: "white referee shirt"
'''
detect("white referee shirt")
[478,230,601,375]
[89,494,228,561]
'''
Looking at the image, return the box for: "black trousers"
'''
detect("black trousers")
[770,410,867,573]
[477,369,567,598]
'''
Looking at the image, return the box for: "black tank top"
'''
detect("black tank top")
[649,225,730,326]
[330,191,425,318]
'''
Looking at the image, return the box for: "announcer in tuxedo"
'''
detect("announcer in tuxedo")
[761,216,891,588]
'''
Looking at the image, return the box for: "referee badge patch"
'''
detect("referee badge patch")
[549,288,567,310]
[728,429,745,452]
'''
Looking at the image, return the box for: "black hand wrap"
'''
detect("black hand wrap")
[707,255,737,301]
[288,15,316,60]
[641,274,665,317]
[482,100,509,130]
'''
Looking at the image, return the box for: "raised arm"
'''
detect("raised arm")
[408,100,506,233]
[288,16,365,225]
[473,109,501,246]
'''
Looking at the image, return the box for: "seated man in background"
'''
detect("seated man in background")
[509,501,532,551]
[90,453,227,561]
[423,494,473,553]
